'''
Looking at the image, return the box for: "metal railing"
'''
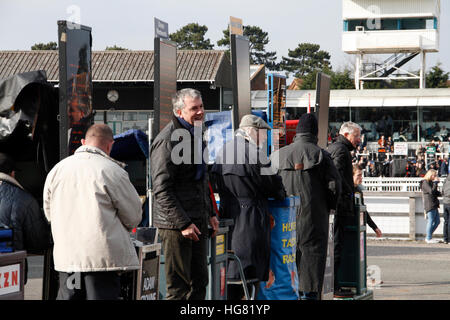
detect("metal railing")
[362,177,444,192]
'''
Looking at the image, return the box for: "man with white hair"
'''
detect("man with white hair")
[326,121,361,297]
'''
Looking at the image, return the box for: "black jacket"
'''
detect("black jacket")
[211,134,286,281]
[443,176,450,205]
[276,133,341,292]
[150,116,213,230]
[327,134,356,216]
[0,173,50,253]
[421,179,441,212]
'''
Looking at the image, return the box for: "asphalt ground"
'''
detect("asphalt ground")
[23,239,450,300]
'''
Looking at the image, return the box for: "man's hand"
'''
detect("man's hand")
[181,223,201,241]
[209,216,219,238]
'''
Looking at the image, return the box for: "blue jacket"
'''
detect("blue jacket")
[0,173,50,253]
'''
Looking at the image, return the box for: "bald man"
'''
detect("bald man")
[43,124,142,300]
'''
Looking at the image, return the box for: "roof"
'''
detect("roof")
[251,88,450,109]
[0,50,231,86]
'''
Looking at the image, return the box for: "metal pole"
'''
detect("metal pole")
[148,117,154,227]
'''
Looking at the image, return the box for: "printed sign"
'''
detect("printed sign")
[139,256,159,300]
[154,18,169,39]
[394,142,408,156]
[0,264,20,296]
[229,16,243,35]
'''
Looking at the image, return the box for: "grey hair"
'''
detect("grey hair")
[339,121,362,136]
[172,88,202,116]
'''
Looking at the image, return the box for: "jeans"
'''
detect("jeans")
[426,209,440,240]
[444,205,450,242]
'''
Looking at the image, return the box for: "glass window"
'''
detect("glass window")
[108,111,122,121]
[123,112,137,121]
[381,19,398,30]
[402,18,426,30]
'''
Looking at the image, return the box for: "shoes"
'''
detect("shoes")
[333,288,354,298]
[425,239,439,244]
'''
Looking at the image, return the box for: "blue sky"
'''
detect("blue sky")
[1,0,449,76]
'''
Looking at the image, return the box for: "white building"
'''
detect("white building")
[342,0,441,89]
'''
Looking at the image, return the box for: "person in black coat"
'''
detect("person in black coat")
[326,121,362,296]
[353,164,382,237]
[211,114,286,300]
[275,113,341,300]
[0,153,51,283]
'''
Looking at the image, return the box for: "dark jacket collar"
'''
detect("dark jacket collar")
[336,134,355,151]
[293,133,318,145]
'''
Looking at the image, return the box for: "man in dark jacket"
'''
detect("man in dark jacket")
[443,175,450,244]
[211,114,286,299]
[0,153,50,283]
[275,113,341,300]
[151,88,219,300]
[326,121,362,296]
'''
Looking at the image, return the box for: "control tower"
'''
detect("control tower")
[342,0,440,89]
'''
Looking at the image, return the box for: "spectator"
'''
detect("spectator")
[326,121,362,297]
[275,113,341,300]
[0,153,51,284]
[151,88,219,300]
[369,121,377,141]
[420,169,441,244]
[353,164,382,237]
[416,162,427,177]
[43,124,143,300]
[378,135,386,148]
[439,126,448,142]
[443,175,450,244]
[439,157,448,177]
[211,114,286,300]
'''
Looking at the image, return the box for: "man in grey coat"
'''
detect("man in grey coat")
[443,176,450,244]
[276,114,341,300]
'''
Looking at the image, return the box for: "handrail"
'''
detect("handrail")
[362,177,444,192]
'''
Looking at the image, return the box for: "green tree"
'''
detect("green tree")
[105,45,128,50]
[31,41,58,50]
[299,67,355,90]
[217,25,279,70]
[426,63,449,88]
[280,43,331,78]
[169,23,214,50]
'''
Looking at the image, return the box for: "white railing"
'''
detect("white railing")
[362,177,444,192]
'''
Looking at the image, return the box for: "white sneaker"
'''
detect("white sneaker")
[426,239,439,244]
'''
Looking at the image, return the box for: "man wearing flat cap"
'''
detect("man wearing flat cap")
[211,114,286,299]
[275,113,341,300]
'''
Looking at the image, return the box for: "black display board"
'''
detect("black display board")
[153,38,177,138]
[57,20,93,159]
[315,72,331,149]
[231,34,251,130]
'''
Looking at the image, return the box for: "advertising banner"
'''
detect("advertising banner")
[57,20,93,159]
[258,197,299,300]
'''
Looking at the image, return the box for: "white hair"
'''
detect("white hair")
[172,88,202,116]
[339,121,362,136]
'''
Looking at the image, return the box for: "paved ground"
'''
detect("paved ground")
[24,239,450,300]
[367,238,450,300]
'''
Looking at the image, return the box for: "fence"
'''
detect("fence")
[362,177,444,192]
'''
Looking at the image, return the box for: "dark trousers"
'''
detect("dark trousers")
[57,271,121,300]
[333,215,354,290]
[159,223,208,300]
[444,204,450,242]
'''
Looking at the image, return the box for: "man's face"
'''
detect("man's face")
[177,96,204,126]
[353,169,363,186]
[345,129,361,148]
